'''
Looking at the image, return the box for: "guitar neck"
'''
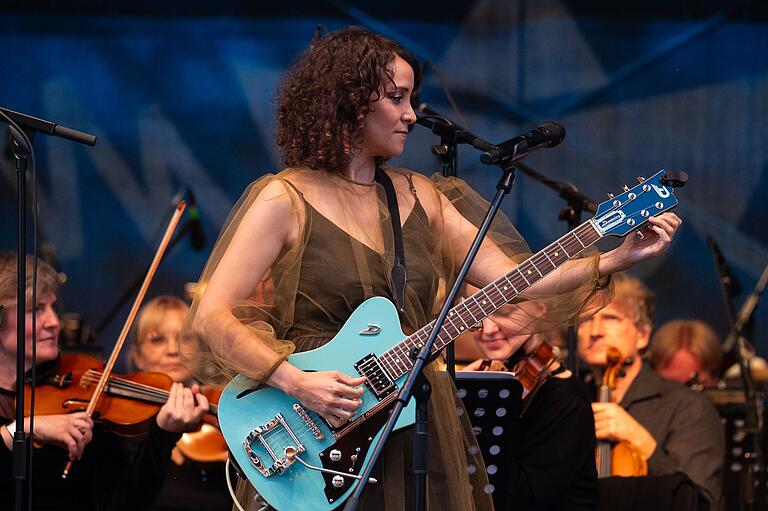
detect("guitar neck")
[380,220,602,379]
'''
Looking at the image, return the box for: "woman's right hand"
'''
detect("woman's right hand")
[289,370,366,428]
[32,412,94,460]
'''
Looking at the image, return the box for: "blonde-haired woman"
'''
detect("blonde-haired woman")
[130,295,230,510]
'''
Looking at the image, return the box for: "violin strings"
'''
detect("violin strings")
[81,370,170,404]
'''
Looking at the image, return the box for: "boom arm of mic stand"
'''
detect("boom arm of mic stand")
[516,162,597,214]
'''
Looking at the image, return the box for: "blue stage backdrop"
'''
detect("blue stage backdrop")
[1,1,766,367]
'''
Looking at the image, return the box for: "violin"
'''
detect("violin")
[24,353,174,435]
[476,337,558,401]
[595,347,648,478]
[22,353,220,435]
[23,353,228,464]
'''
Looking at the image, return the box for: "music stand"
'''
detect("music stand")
[455,371,523,509]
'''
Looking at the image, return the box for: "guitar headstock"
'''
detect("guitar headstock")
[592,170,681,237]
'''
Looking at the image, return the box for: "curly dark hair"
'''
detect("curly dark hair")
[276,27,422,172]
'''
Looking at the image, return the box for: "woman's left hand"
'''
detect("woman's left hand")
[601,212,682,273]
[156,383,209,433]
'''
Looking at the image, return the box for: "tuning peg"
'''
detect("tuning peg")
[622,185,630,192]
[606,193,615,199]
[636,176,645,183]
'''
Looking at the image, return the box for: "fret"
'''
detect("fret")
[478,289,495,314]
[449,309,470,330]
[382,355,398,377]
[432,332,449,354]
[556,240,571,258]
[530,259,545,277]
[532,253,553,274]
[501,276,518,295]
[491,281,504,299]
[574,231,586,248]
[377,354,394,376]
[464,299,480,324]
[543,249,556,268]
[389,352,405,374]
[517,268,531,286]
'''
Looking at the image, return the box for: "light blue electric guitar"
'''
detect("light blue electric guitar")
[219,170,682,510]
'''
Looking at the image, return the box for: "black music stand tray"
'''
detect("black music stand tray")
[455,371,524,509]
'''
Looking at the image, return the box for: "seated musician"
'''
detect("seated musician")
[649,319,722,387]
[577,272,725,508]
[0,252,207,509]
[127,295,230,510]
[461,300,598,511]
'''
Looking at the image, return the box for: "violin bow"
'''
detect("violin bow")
[62,200,187,478]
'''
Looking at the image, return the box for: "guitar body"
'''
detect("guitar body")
[219,297,415,511]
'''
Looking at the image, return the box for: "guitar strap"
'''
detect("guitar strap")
[374,167,407,314]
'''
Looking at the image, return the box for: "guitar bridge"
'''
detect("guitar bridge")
[243,412,306,477]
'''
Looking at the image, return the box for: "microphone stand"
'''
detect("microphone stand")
[415,108,493,382]
[710,242,768,511]
[515,162,598,377]
[1,107,96,511]
[344,158,518,511]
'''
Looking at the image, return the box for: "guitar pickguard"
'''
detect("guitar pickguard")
[319,399,396,503]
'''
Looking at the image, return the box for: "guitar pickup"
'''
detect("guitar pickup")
[354,353,395,400]
[243,412,305,478]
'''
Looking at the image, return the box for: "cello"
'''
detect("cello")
[595,346,648,478]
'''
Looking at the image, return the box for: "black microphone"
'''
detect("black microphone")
[0,107,96,146]
[186,188,206,251]
[480,121,565,165]
[707,235,741,296]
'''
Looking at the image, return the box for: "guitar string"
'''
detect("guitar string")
[380,186,665,376]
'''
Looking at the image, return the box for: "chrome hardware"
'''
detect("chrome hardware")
[355,353,395,400]
[243,413,306,478]
[292,452,378,485]
[612,200,621,207]
[627,219,636,226]
[351,454,358,462]
[332,475,344,488]
[330,449,342,462]
[606,193,615,199]
[293,403,324,441]
[655,201,664,209]
[359,324,381,336]
[628,192,636,200]
[636,231,644,239]
[623,185,630,192]
[641,210,650,217]
[643,184,651,192]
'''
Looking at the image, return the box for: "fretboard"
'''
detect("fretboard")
[375,220,602,379]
